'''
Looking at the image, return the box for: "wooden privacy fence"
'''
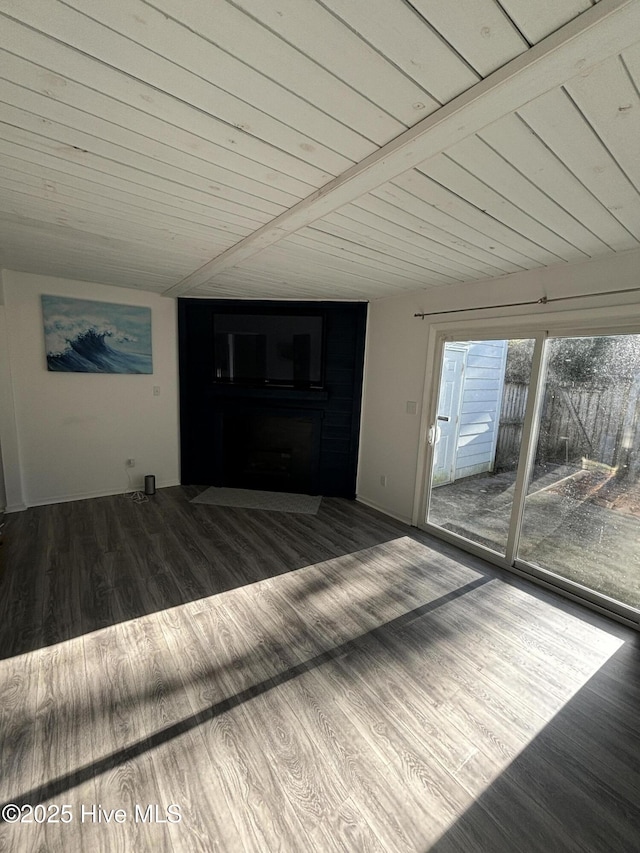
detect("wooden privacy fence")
[494,378,640,477]
[495,383,528,471]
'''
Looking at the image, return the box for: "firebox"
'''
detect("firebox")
[221,411,322,494]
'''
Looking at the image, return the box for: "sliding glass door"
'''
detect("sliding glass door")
[517,334,640,611]
[427,338,536,557]
[425,332,640,618]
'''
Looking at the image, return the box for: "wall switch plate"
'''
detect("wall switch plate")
[380,475,387,487]
[406,401,417,414]
[153,386,160,396]
[126,458,135,468]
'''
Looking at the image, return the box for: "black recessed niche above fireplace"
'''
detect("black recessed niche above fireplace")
[213,312,324,388]
[178,299,367,498]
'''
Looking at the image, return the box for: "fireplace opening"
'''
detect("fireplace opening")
[222,412,319,494]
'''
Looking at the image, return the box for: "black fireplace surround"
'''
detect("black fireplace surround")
[178,299,367,498]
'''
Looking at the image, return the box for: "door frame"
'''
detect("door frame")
[412,303,640,629]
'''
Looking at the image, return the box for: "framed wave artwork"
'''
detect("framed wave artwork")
[42,295,153,374]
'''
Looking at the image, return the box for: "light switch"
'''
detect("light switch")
[153,385,161,396]
[406,400,417,414]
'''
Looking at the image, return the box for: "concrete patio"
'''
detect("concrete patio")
[429,463,640,610]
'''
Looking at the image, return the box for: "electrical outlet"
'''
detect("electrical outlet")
[126,458,135,468]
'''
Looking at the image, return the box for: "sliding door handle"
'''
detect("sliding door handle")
[428,423,443,445]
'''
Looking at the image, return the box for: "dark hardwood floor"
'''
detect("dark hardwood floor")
[1,486,639,852]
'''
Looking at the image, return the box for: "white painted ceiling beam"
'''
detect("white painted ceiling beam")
[164,0,640,297]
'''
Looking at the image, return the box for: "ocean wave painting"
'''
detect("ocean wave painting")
[42,295,152,374]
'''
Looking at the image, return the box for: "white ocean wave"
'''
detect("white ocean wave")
[44,315,137,357]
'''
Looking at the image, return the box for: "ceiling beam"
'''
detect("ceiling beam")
[164,0,640,297]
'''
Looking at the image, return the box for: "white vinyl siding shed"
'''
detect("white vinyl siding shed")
[445,339,508,483]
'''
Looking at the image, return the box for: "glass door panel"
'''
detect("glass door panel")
[427,338,535,556]
[518,334,640,610]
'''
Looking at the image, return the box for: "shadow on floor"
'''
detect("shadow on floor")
[425,640,640,853]
[0,574,490,814]
[0,486,483,659]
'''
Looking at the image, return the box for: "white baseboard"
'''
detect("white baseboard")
[4,502,27,513]
[25,480,181,509]
[356,495,412,526]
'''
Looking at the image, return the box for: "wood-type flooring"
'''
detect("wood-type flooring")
[1,486,639,852]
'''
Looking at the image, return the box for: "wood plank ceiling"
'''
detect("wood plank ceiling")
[0,0,639,300]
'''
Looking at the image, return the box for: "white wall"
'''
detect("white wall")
[0,443,5,512]
[0,273,7,510]
[0,273,23,511]
[0,270,180,508]
[357,250,640,525]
